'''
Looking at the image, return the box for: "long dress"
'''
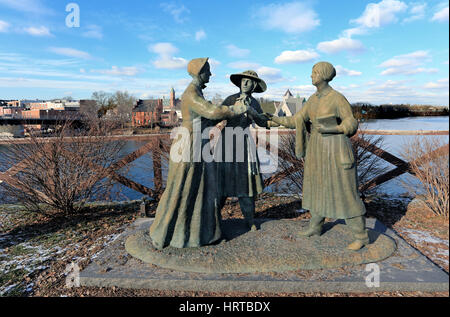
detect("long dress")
[217,93,266,198]
[149,82,236,249]
[274,87,366,219]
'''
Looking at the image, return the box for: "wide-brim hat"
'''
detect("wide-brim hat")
[230,70,267,93]
[187,57,209,77]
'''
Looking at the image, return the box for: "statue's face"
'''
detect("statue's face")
[311,67,323,86]
[199,63,211,84]
[241,77,256,94]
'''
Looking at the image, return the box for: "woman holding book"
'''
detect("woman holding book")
[265,61,369,250]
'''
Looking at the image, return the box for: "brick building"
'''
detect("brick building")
[0,106,23,117]
[132,99,163,127]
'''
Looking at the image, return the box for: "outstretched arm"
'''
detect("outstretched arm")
[187,89,246,120]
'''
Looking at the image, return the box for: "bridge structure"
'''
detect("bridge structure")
[0,117,84,126]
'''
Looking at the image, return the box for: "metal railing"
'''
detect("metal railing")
[0,129,448,199]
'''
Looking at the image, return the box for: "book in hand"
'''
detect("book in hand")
[316,114,338,129]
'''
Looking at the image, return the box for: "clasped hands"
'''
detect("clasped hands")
[230,98,264,121]
[260,113,343,134]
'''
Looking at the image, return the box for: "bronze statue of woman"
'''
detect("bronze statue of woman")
[266,61,369,251]
[149,58,248,249]
[218,70,269,231]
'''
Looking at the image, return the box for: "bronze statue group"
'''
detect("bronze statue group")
[149,58,370,252]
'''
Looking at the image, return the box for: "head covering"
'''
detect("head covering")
[313,61,336,82]
[187,57,209,77]
[230,70,267,93]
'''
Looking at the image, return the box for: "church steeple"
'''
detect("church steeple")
[284,89,293,99]
[170,87,175,108]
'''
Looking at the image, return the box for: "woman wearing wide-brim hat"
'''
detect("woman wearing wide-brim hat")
[217,70,270,231]
[150,58,248,250]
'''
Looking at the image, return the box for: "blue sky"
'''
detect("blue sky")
[0,0,448,105]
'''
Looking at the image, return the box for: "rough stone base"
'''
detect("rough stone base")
[80,218,449,293]
[126,219,396,273]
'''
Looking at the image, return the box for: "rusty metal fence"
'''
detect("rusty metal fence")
[0,129,448,200]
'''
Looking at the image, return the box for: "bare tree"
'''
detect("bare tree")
[401,136,449,218]
[112,91,136,126]
[91,91,115,118]
[0,118,126,215]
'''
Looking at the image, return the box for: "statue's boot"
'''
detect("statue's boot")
[298,215,324,237]
[239,197,257,231]
[346,216,370,251]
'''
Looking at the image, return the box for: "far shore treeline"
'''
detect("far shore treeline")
[350,103,449,120]
[257,99,449,120]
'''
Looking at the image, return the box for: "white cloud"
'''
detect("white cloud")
[341,27,368,38]
[255,2,320,33]
[82,25,103,39]
[342,0,408,38]
[91,66,140,77]
[351,0,408,28]
[227,61,260,69]
[24,26,51,36]
[207,58,221,71]
[257,66,286,84]
[160,2,190,23]
[274,49,319,64]
[424,78,449,89]
[150,42,178,56]
[49,47,92,60]
[335,65,363,76]
[379,50,430,68]
[226,44,250,58]
[149,42,187,70]
[431,6,449,22]
[317,38,365,54]
[403,3,427,23]
[0,20,10,32]
[378,50,438,75]
[381,67,438,75]
[0,0,52,14]
[153,57,187,70]
[195,30,206,41]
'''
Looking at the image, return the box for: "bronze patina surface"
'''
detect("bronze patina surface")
[126,219,396,273]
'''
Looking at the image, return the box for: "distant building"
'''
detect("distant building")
[132,99,163,127]
[160,110,179,127]
[6,100,21,107]
[274,89,306,117]
[27,100,80,111]
[21,109,79,120]
[0,106,23,118]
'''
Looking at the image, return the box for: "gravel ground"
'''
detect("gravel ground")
[0,193,448,297]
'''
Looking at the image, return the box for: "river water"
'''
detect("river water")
[0,116,448,202]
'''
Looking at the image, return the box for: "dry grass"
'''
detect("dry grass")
[401,136,449,219]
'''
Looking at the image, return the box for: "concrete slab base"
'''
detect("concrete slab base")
[80,218,449,293]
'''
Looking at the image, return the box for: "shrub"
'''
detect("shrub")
[401,136,449,218]
[0,118,126,215]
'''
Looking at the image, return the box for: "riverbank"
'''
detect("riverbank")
[352,104,449,120]
[0,193,447,297]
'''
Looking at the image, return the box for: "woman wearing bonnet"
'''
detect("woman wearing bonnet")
[266,61,369,251]
[150,58,248,249]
